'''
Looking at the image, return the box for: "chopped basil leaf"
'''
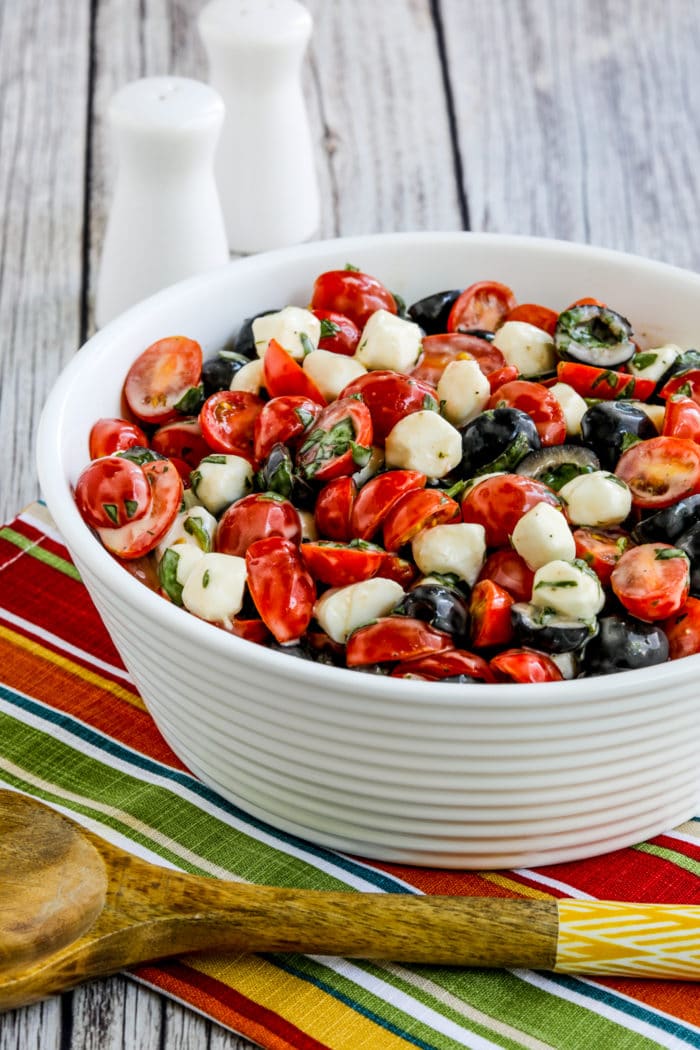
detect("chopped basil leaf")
[350,442,372,467]
[535,579,578,589]
[676,381,693,397]
[540,462,595,492]
[615,380,637,400]
[591,369,618,389]
[294,407,316,429]
[202,569,211,588]
[392,291,408,318]
[189,469,202,494]
[319,317,341,339]
[631,351,658,371]
[620,432,642,453]
[201,454,227,465]
[183,515,212,552]
[422,393,439,411]
[174,383,205,414]
[102,503,119,525]
[158,549,184,606]
[299,332,315,356]
[654,548,688,560]
[344,262,360,272]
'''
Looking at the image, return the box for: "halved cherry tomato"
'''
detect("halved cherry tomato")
[411,333,508,387]
[245,537,316,644]
[216,493,301,556]
[659,371,700,407]
[262,339,327,405]
[487,380,567,446]
[486,364,520,394]
[300,540,384,586]
[469,580,514,648]
[376,551,417,587]
[89,418,148,459]
[505,303,558,336]
[391,649,494,682]
[382,489,461,552]
[350,469,427,540]
[169,456,194,485]
[231,617,270,645]
[253,395,321,461]
[615,436,700,509]
[461,475,559,549]
[611,542,690,621]
[663,396,700,443]
[339,371,438,444]
[662,597,700,659]
[477,549,534,603]
[199,390,265,460]
[124,336,203,424]
[75,456,152,529]
[447,281,517,333]
[96,460,183,560]
[345,616,452,665]
[489,648,563,683]
[151,418,212,468]
[312,309,361,356]
[556,361,656,401]
[566,296,606,309]
[573,527,631,587]
[310,269,397,329]
[296,396,373,481]
[314,476,357,541]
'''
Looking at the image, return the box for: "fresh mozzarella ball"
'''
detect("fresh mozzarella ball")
[559,471,632,527]
[629,343,681,381]
[548,382,588,437]
[159,543,206,605]
[156,505,218,559]
[314,578,404,644]
[493,321,556,377]
[253,306,321,360]
[385,410,462,478]
[531,559,604,619]
[511,502,575,570]
[631,400,665,432]
[437,358,490,427]
[190,454,253,515]
[298,509,318,541]
[302,349,367,401]
[182,487,203,511]
[412,523,486,585]
[230,358,264,394]
[354,310,423,372]
[182,553,247,627]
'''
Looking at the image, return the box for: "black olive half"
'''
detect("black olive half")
[202,352,250,396]
[459,407,540,477]
[631,494,700,544]
[516,445,600,491]
[554,304,635,368]
[394,583,470,638]
[673,522,700,596]
[407,290,461,334]
[579,401,657,470]
[510,603,596,654]
[256,443,316,508]
[583,614,669,676]
[235,309,280,359]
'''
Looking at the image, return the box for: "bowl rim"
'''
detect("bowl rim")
[37,229,700,708]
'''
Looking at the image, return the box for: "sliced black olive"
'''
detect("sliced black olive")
[407,290,461,333]
[394,583,469,638]
[673,522,700,596]
[656,348,700,389]
[516,445,600,491]
[580,401,657,470]
[583,614,669,676]
[631,494,700,544]
[202,351,250,396]
[555,304,635,367]
[459,328,495,342]
[255,443,316,507]
[235,309,280,359]
[458,408,540,477]
[510,603,596,654]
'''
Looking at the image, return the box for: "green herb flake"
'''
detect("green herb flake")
[592,369,618,390]
[620,432,642,453]
[344,262,360,272]
[102,503,119,525]
[294,407,316,429]
[422,393,439,411]
[202,569,211,588]
[174,383,205,415]
[189,469,202,494]
[184,515,212,552]
[631,351,658,371]
[676,381,693,397]
[319,318,340,339]
[124,499,140,519]
[202,455,227,465]
[158,549,184,606]
[350,442,372,468]
[615,380,637,400]
[392,291,408,318]
[654,548,688,560]
[299,332,315,356]
[535,579,578,589]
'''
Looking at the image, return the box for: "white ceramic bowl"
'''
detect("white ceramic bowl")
[38,232,700,868]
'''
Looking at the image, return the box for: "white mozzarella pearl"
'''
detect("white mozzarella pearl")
[412,523,486,585]
[230,358,265,394]
[182,552,247,627]
[190,454,253,515]
[297,509,318,541]
[314,578,405,644]
[531,559,604,619]
[631,401,665,432]
[253,306,321,360]
[629,343,682,381]
[548,382,588,437]
[354,310,423,372]
[302,348,367,401]
[493,321,556,377]
[156,505,218,559]
[437,358,490,427]
[558,471,632,527]
[511,502,575,570]
[384,410,462,478]
[161,543,205,587]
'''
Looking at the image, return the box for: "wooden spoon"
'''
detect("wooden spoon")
[1,790,698,1011]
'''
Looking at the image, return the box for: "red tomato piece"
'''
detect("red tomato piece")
[75,456,152,529]
[391,649,494,682]
[253,395,321,461]
[151,417,212,468]
[89,418,148,459]
[573,527,632,587]
[300,540,385,586]
[615,436,700,509]
[262,339,327,405]
[216,493,301,556]
[461,475,559,549]
[199,390,265,460]
[662,597,700,659]
[96,460,183,560]
[486,364,520,394]
[505,303,558,336]
[314,476,357,541]
[312,309,361,356]
[350,469,427,540]
[567,296,606,308]
[345,616,453,665]
[447,281,517,333]
[556,361,656,401]
[296,396,373,482]
[411,333,508,387]
[169,456,194,486]
[376,551,417,587]
[310,269,397,329]
[339,371,438,444]
[245,537,315,644]
[124,336,203,425]
[611,542,690,621]
[663,396,700,443]
[487,380,567,446]
[477,549,534,603]
[231,617,270,644]
[382,489,461,552]
[489,648,564,683]
[469,580,515,648]
[659,369,700,405]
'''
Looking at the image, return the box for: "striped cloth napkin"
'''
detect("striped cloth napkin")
[1,502,699,1050]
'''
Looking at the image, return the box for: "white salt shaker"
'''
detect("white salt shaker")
[95,77,229,328]
[198,0,320,253]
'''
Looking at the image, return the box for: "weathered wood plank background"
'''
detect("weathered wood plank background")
[2,0,700,1046]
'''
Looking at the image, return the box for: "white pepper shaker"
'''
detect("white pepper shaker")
[198,0,320,253]
[95,77,229,328]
